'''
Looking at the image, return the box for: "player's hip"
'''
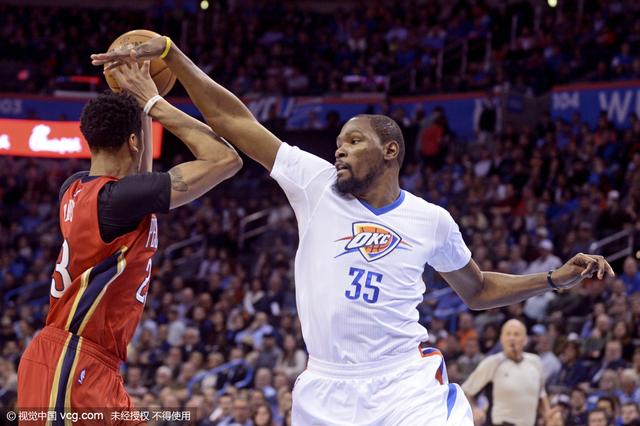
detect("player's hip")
[18,327,134,419]
[293,345,472,425]
[23,326,121,371]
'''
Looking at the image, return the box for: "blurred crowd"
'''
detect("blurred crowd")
[1,0,640,95]
[0,102,639,425]
[1,1,640,426]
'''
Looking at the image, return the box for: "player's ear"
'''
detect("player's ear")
[127,133,139,153]
[383,140,399,162]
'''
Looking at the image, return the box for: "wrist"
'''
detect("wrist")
[143,94,163,115]
[159,36,172,59]
[547,270,561,292]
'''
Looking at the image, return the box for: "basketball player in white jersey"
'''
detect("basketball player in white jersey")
[93,36,614,425]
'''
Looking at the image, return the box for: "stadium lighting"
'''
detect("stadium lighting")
[200,0,209,10]
[548,0,557,7]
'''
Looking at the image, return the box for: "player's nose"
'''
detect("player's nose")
[335,146,347,159]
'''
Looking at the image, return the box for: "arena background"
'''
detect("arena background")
[1,0,640,425]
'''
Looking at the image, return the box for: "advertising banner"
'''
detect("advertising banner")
[551,80,640,127]
[0,118,163,159]
[0,92,485,140]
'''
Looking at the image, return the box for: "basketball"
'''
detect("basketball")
[103,29,176,96]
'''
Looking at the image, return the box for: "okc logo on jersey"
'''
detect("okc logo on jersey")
[335,222,411,262]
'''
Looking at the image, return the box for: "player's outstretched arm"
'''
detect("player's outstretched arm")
[111,62,242,209]
[92,36,282,172]
[441,253,614,310]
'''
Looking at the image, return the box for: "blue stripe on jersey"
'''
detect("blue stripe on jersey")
[358,190,405,215]
[53,334,80,426]
[446,383,457,420]
[67,250,121,334]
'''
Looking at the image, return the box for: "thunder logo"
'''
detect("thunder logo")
[335,222,411,262]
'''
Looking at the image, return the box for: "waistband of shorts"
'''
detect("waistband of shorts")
[307,349,424,379]
[38,326,121,372]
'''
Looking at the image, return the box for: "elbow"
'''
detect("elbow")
[224,152,243,178]
[465,296,485,311]
[461,285,491,311]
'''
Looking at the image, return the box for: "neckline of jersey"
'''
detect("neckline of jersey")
[81,175,101,182]
[357,190,405,216]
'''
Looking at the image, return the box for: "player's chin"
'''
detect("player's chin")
[334,176,354,194]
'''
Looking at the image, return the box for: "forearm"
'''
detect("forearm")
[148,98,238,161]
[140,114,153,172]
[442,260,554,310]
[164,45,254,130]
[472,271,550,309]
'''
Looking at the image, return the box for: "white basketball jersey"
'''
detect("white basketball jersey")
[271,143,471,364]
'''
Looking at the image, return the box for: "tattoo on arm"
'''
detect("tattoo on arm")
[168,166,188,192]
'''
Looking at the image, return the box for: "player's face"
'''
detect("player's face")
[334,117,385,195]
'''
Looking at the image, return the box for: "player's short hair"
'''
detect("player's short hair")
[80,91,141,152]
[357,114,405,167]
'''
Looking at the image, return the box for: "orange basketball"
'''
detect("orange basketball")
[103,29,176,96]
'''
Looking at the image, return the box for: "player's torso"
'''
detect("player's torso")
[296,187,437,363]
[47,176,158,361]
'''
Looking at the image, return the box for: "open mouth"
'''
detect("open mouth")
[335,163,350,172]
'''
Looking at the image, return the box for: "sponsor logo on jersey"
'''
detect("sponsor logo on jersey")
[335,222,411,262]
[78,368,86,384]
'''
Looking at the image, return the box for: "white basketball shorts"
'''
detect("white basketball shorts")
[292,346,473,426]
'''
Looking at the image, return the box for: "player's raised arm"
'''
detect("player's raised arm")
[92,36,282,172]
[110,61,242,209]
[140,113,153,172]
[440,253,614,310]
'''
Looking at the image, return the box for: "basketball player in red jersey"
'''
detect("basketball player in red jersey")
[17,62,242,423]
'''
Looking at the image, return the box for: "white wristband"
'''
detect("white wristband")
[143,95,163,115]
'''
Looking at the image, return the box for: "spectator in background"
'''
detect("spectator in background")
[457,337,484,382]
[588,407,613,426]
[208,393,234,425]
[456,312,478,349]
[417,106,449,169]
[596,190,632,239]
[275,334,307,383]
[622,256,640,294]
[475,89,500,144]
[523,239,562,322]
[617,369,640,406]
[253,403,274,426]
[567,388,589,426]
[590,341,627,387]
[255,332,283,370]
[219,397,253,426]
[620,401,640,425]
[0,359,17,408]
[534,328,562,385]
[124,366,148,399]
[596,396,620,425]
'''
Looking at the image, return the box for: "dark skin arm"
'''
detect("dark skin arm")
[92,36,282,172]
[442,253,614,310]
[110,61,243,209]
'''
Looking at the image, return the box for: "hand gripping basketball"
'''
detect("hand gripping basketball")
[109,61,160,109]
[92,29,175,96]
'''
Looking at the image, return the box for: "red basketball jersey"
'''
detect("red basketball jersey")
[47,176,158,362]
